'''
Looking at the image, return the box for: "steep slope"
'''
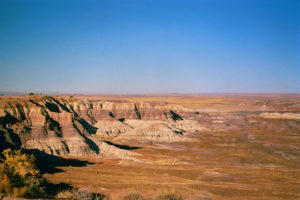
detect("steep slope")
[0,96,138,159]
[0,95,203,158]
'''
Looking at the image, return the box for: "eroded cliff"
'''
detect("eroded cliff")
[0,95,204,158]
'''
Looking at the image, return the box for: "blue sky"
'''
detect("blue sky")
[0,0,299,94]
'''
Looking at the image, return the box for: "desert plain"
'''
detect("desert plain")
[0,94,299,199]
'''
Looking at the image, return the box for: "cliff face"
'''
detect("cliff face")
[0,96,203,157]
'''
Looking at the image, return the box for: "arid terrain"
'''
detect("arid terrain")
[0,94,299,199]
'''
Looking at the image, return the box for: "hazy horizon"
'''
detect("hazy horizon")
[1,0,299,94]
[1,91,300,96]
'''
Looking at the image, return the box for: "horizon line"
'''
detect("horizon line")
[1,92,300,96]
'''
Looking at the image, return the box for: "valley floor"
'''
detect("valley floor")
[42,94,300,200]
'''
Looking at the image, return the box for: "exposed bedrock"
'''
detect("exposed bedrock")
[0,96,204,157]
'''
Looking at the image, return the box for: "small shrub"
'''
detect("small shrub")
[0,148,46,198]
[56,188,106,200]
[156,193,183,200]
[56,189,74,199]
[123,193,145,200]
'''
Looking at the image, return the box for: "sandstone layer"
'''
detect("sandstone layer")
[0,95,203,158]
[259,112,300,119]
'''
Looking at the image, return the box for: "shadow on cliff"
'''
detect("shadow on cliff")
[22,149,98,175]
[104,140,142,150]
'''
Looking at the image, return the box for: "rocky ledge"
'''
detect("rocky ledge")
[0,95,204,158]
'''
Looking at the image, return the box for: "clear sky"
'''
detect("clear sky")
[0,0,299,94]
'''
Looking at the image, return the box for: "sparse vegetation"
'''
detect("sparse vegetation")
[0,148,46,198]
[56,188,106,200]
[56,189,74,199]
[154,188,183,200]
[29,92,35,96]
[156,193,183,200]
[123,193,145,200]
[122,192,182,200]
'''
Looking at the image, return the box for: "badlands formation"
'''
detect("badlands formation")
[0,94,299,199]
[0,95,204,158]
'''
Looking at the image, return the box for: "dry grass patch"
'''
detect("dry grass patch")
[0,148,46,198]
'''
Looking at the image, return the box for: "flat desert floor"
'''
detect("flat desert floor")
[40,94,300,200]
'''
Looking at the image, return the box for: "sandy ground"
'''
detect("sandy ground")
[36,94,300,199]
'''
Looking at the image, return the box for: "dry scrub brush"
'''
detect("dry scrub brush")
[56,188,106,200]
[122,191,183,200]
[0,148,46,198]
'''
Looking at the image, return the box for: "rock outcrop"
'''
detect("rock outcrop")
[0,95,204,158]
[259,112,300,119]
